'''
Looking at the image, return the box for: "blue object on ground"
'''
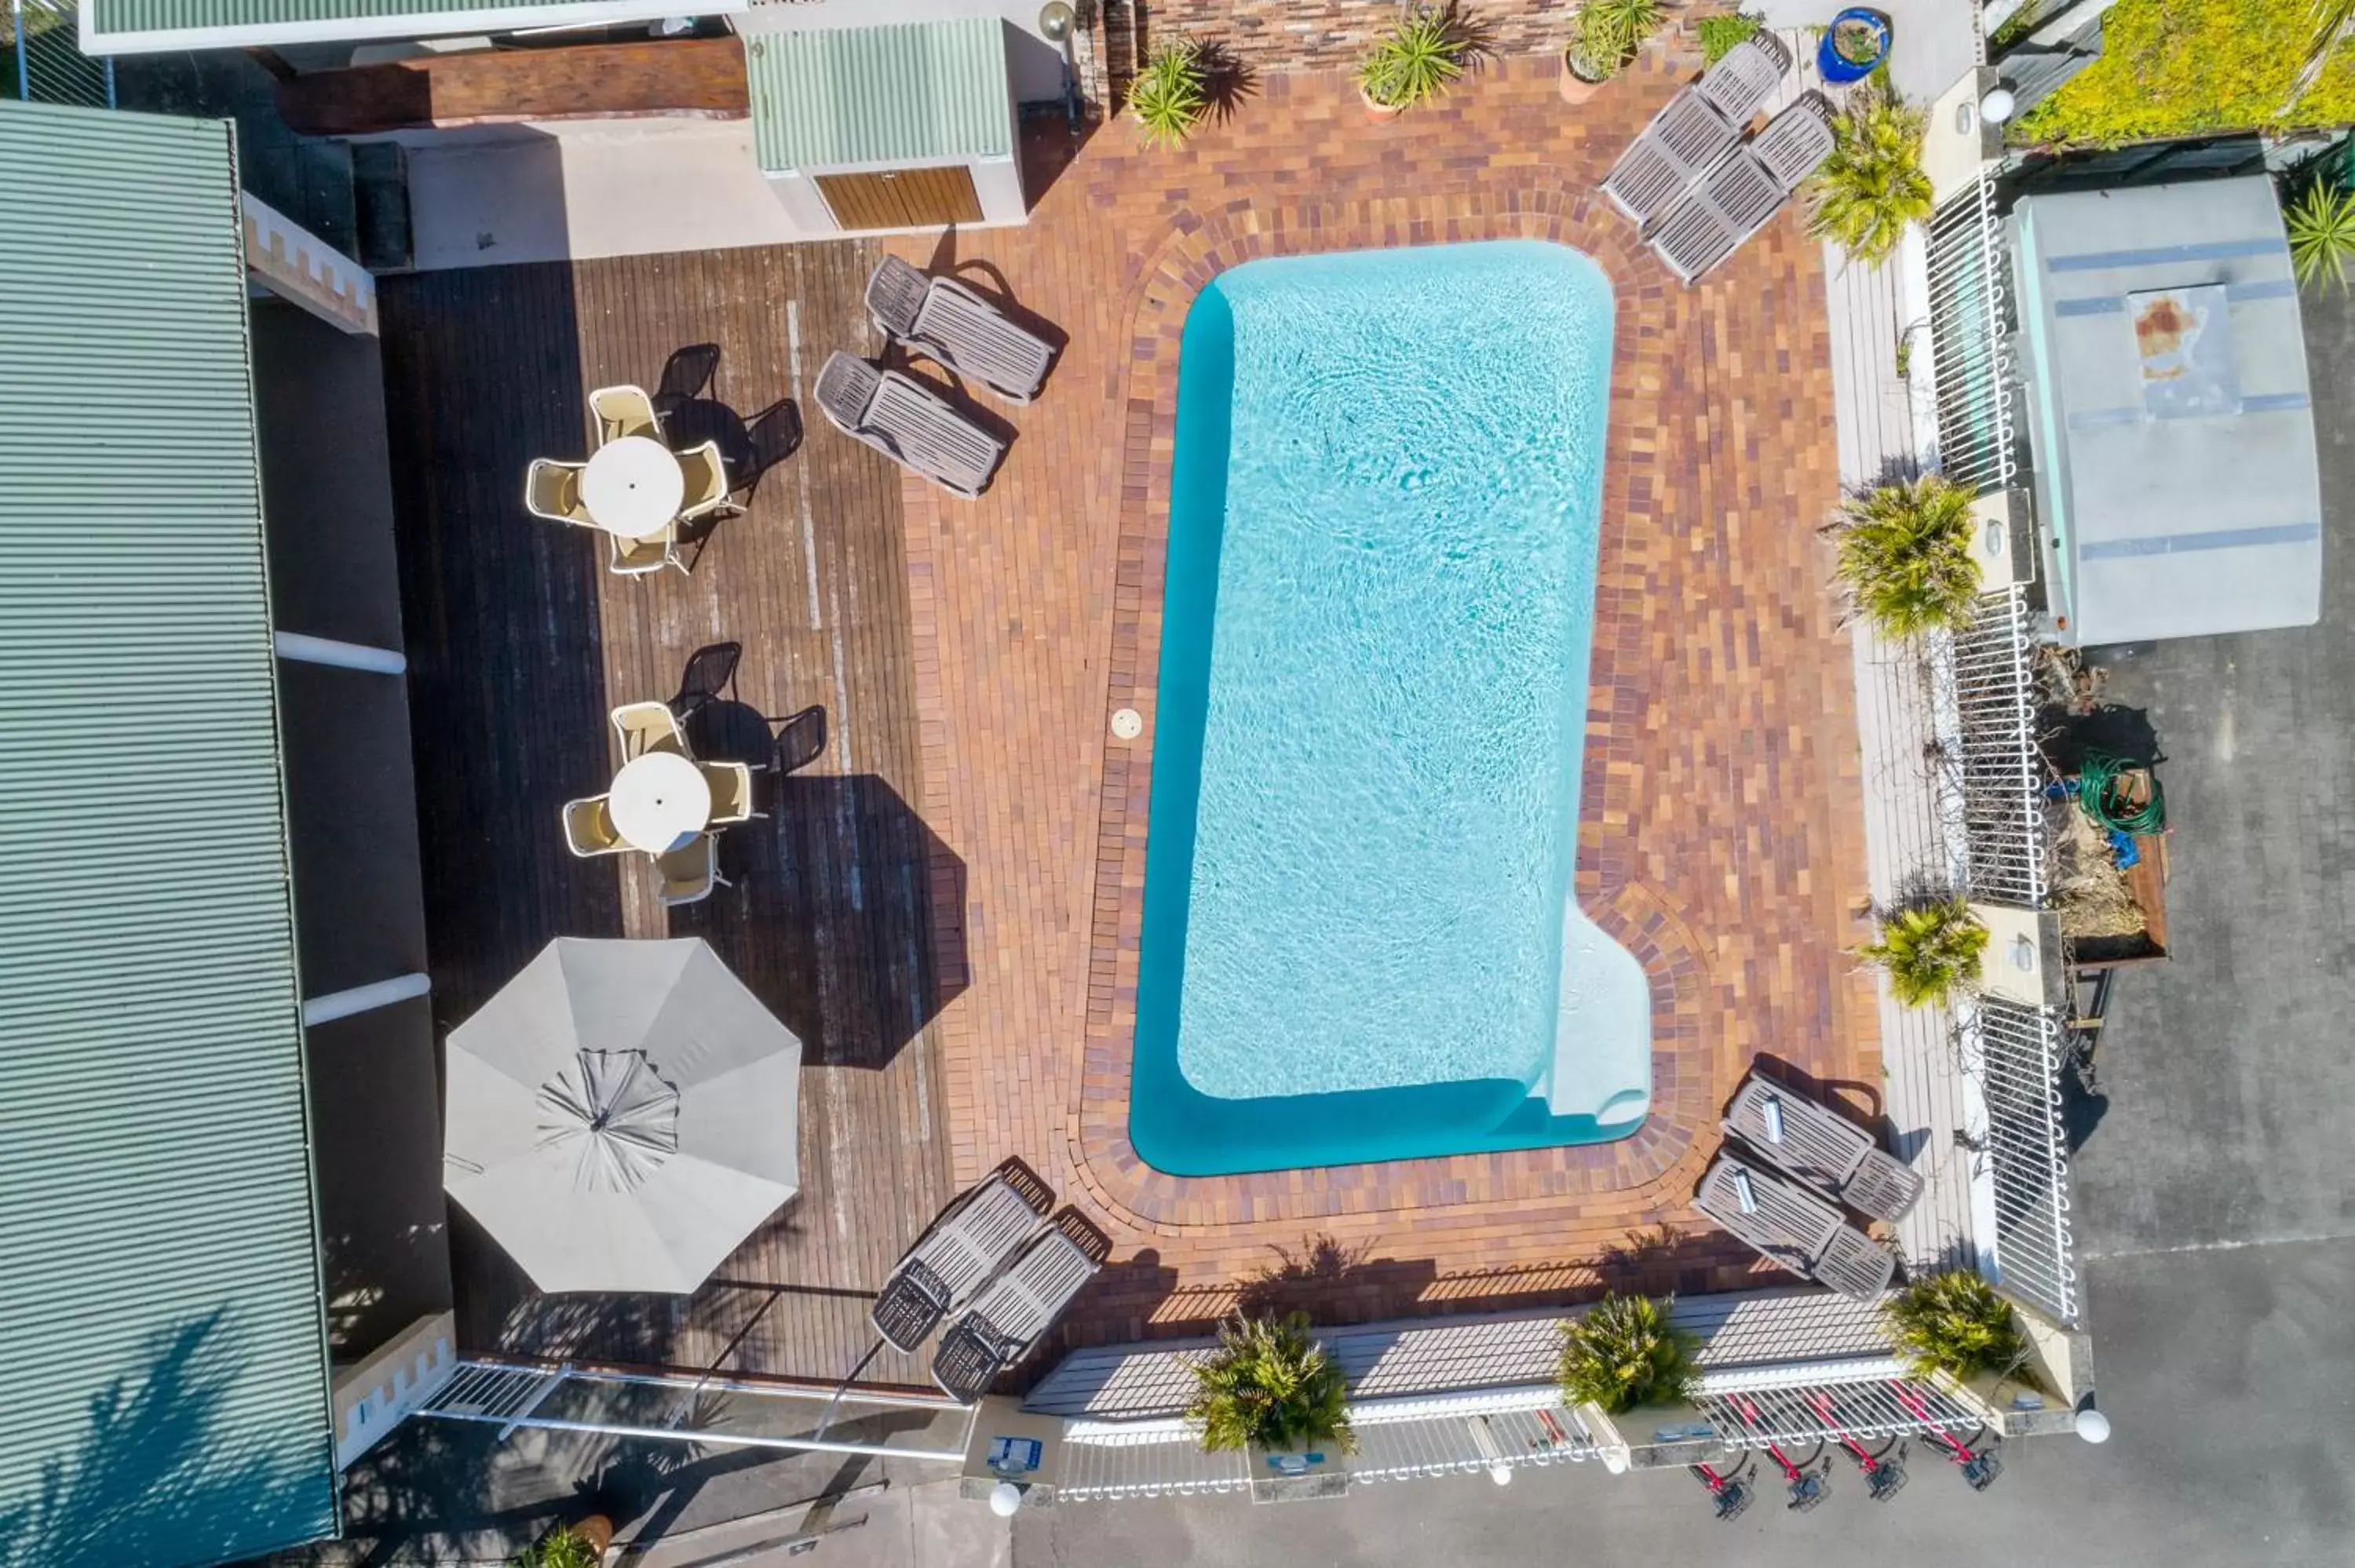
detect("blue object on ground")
[2109,828,2141,870]
[1818,7,1891,84]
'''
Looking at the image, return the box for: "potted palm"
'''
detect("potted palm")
[509,1517,612,1568]
[1186,1313,1356,1457]
[1858,897,1988,1009]
[1561,0,1662,104]
[1807,84,1933,266]
[1557,1293,1700,1415]
[1826,473,1981,638]
[1126,37,1210,149]
[1360,4,1475,119]
[1885,1270,2043,1391]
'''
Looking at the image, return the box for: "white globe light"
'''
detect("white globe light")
[1488,1463,1514,1486]
[2076,1409,2112,1444]
[1981,87,2018,126]
[1600,1448,1630,1475]
[988,1481,1024,1516]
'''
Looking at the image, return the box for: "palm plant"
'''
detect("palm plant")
[1884,1270,2042,1389]
[1186,1313,1356,1454]
[1360,5,1471,111]
[510,1526,602,1568]
[1827,474,1982,638]
[2287,177,2355,291]
[1570,0,1664,79]
[1806,87,1934,266]
[1858,898,1988,1009]
[1127,38,1209,150]
[1557,1293,1700,1414]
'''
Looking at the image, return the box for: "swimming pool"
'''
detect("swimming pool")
[1129,241,1654,1177]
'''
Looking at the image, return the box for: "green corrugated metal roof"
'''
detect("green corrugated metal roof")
[0,100,338,1567]
[82,0,721,49]
[747,17,1013,174]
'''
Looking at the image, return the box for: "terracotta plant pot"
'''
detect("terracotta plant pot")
[1560,49,1610,104]
[1360,83,1402,121]
[574,1515,615,1555]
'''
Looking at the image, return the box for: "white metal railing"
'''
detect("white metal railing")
[1692,1376,1983,1447]
[1926,170,2017,497]
[9,0,111,108]
[1949,585,2048,906]
[1057,1424,1253,1502]
[1973,997,2080,1326]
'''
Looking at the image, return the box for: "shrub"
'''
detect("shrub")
[1557,1293,1700,1414]
[1187,1314,1356,1454]
[1885,1270,2042,1389]
[1696,9,1762,64]
[2287,177,2355,290]
[1126,38,1208,149]
[510,1527,601,1568]
[1360,4,1476,111]
[2014,0,2355,147]
[1827,474,1983,639]
[1859,899,1989,1009]
[1806,86,1933,266]
[1568,0,1664,79]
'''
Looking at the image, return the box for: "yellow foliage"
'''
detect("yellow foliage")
[2014,0,2355,146]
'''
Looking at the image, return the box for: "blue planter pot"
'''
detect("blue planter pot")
[1818,7,1891,84]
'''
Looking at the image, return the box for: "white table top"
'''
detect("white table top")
[580,436,686,538]
[609,750,711,854]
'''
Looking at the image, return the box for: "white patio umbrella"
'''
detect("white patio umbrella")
[443,937,801,1294]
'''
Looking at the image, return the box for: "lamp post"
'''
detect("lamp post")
[1039,0,1082,133]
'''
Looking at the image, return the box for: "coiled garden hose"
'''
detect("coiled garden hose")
[2076,749,2167,837]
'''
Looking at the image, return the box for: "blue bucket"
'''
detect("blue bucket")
[1818,7,1891,83]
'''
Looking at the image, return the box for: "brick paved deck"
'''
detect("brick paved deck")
[893,45,1882,1351]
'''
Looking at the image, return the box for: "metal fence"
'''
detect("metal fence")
[1057,1426,1254,1502]
[1950,585,2047,906]
[1925,169,2017,496]
[9,0,111,108]
[1974,996,2080,1326]
[1692,1376,1983,1448]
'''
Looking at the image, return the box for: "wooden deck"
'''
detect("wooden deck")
[381,242,962,1389]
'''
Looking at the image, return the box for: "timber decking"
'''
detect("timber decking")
[382,242,961,1388]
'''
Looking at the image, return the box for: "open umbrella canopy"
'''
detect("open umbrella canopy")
[444,937,801,1294]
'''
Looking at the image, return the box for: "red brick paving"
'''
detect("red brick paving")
[891,45,1879,1343]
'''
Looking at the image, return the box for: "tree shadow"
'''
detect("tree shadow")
[1196,39,1258,125]
[0,1311,336,1568]
[1234,1232,1382,1317]
[1748,1051,1887,1133]
[666,773,967,1071]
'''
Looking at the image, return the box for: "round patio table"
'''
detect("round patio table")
[609,750,711,854]
[580,436,686,538]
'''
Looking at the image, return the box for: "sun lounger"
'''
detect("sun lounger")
[866,255,1056,405]
[1722,1074,1926,1223]
[1695,1153,1898,1302]
[1645,143,1788,284]
[1750,93,1838,193]
[815,351,1006,499]
[1693,31,1792,128]
[870,1172,1052,1353]
[931,1211,1108,1403]
[1603,88,1740,227]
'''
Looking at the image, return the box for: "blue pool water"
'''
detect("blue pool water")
[1130,241,1655,1177]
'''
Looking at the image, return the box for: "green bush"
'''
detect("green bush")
[1827,474,1983,639]
[2015,0,2355,147]
[1188,1314,1356,1454]
[2287,177,2355,290]
[1696,10,1762,64]
[1859,899,1989,1009]
[1126,38,1209,149]
[510,1527,601,1568]
[1557,1293,1700,1414]
[1807,87,1933,266]
[1885,1271,2043,1389]
[1360,5,1474,111]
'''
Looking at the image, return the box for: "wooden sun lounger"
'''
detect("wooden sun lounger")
[815,351,1006,499]
[869,1172,1053,1353]
[866,255,1056,405]
[932,1209,1108,1403]
[1695,1154,1898,1302]
[1722,1074,1926,1222]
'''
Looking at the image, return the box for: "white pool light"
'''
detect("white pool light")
[1489,1463,1514,1486]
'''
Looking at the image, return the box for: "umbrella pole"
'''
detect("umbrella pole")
[816,1338,888,1438]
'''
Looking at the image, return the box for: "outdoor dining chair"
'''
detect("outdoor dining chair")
[931,1209,1108,1404]
[524,458,594,526]
[590,384,662,447]
[560,794,628,858]
[608,524,680,578]
[655,833,724,907]
[865,255,1057,405]
[700,760,762,826]
[674,439,739,522]
[612,700,686,761]
[871,1170,1053,1354]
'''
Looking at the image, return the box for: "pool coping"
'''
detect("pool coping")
[1068,184,1720,1232]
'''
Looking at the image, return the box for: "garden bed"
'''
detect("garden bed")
[2013,0,2355,148]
